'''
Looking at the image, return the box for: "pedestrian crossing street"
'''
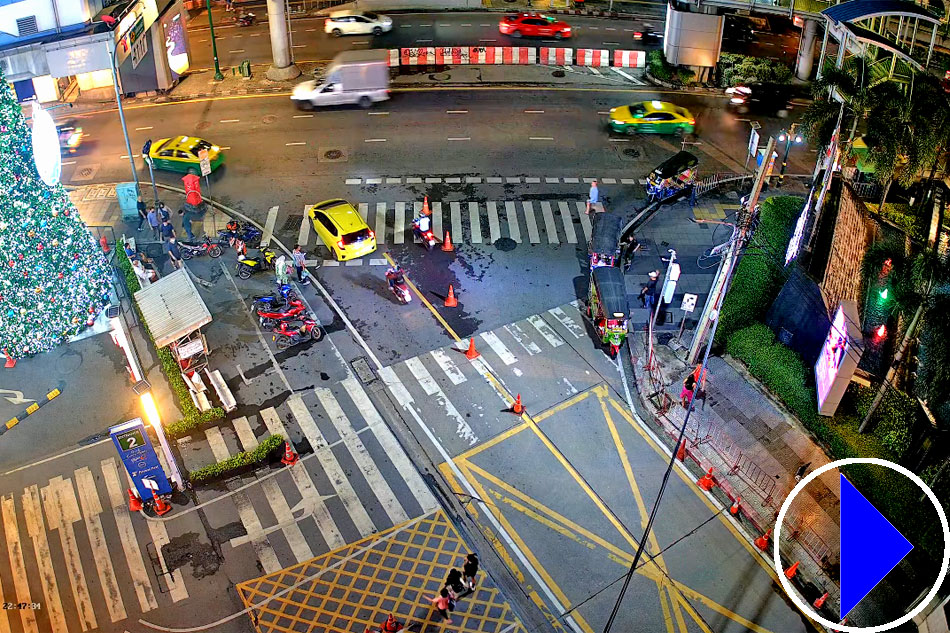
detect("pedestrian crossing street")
[296,199,627,248]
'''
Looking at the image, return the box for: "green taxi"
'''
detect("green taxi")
[608,101,695,136]
[147,136,224,173]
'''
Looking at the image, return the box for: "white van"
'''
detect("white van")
[291,50,390,109]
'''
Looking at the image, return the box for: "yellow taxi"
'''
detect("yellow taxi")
[307,199,377,261]
[608,101,695,136]
[147,136,224,174]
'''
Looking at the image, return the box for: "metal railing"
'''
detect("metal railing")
[694,172,753,198]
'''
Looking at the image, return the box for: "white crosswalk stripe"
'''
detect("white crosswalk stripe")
[298,205,312,246]
[505,323,542,355]
[430,349,467,385]
[23,484,67,632]
[549,306,586,339]
[558,201,578,244]
[504,201,520,243]
[480,331,517,366]
[262,205,279,246]
[450,201,463,243]
[522,201,541,243]
[469,201,482,244]
[539,201,559,244]
[1,495,30,633]
[75,467,127,623]
[394,202,407,245]
[432,201,443,240]
[404,357,478,445]
[528,314,565,347]
[376,202,387,243]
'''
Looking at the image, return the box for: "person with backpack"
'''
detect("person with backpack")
[426,588,454,624]
[462,553,479,591]
[445,568,464,598]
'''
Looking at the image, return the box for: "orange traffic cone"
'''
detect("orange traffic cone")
[441,231,455,252]
[511,394,524,415]
[464,338,480,360]
[3,349,14,369]
[127,488,143,512]
[729,497,741,515]
[813,592,828,609]
[676,439,686,462]
[445,285,458,307]
[422,196,431,216]
[281,441,299,466]
[784,561,800,579]
[151,490,172,517]
[696,468,715,491]
[754,528,772,551]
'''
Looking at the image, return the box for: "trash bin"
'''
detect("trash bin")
[116,182,140,221]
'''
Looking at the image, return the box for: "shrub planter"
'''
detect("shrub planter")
[188,434,285,485]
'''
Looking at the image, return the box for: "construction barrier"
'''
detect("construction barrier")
[401,47,435,66]
[539,47,573,66]
[400,47,537,66]
[1,388,61,437]
[613,49,646,68]
[434,47,470,65]
[388,49,400,67]
[575,48,610,67]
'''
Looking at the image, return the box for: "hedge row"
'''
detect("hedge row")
[189,434,284,485]
[116,247,224,438]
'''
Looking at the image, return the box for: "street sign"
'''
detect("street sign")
[198,148,211,177]
[748,128,760,158]
[680,293,698,313]
[661,263,680,303]
[110,418,172,500]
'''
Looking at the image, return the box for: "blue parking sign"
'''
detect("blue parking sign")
[110,418,172,501]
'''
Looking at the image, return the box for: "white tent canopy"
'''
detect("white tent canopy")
[134,268,212,349]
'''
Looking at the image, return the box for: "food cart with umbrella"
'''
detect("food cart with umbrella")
[588,213,622,270]
[586,266,629,357]
[134,268,236,413]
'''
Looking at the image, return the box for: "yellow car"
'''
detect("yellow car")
[307,199,377,261]
[147,136,224,173]
[608,101,695,136]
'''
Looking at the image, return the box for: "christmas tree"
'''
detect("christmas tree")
[0,68,111,359]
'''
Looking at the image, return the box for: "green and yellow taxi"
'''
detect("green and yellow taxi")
[307,198,377,261]
[147,136,224,173]
[608,100,695,136]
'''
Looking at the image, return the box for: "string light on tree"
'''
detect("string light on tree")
[0,68,111,359]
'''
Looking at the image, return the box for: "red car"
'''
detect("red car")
[498,13,572,39]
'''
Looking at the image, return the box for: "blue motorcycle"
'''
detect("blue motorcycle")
[252,282,298,310]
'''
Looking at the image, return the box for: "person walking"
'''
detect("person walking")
[619,233,638,273]
[224,0,234,11]
[180,209,195,241]
[445,568,464,598]
[147,206,160,241]
[426,588,454,624]
[680,372,696,409]
[462,553,479,591]
[161,218,176,243]
[586,180,600,214]
[292,245,309,284]
[167,237,183,270]
[794,462,812,482]
[158,201,171,223]
[643,270,660,314]
[692,364,709,410]
[136,195,148,231]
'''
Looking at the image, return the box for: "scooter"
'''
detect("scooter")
[411,218,437,251]
[218,221,263,249]
[236,11,255,26]
[258,299,306,329]
[235,248,276,280]
[252,283,298,310]
[272,317,323,350]
[179,236,223,260]
[386,272,411,304]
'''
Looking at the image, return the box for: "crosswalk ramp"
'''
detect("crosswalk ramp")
[295,199,599,247]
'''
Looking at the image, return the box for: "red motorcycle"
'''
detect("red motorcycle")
[272,318,323,349]
[179,236,223,260]
[258,299,306,329]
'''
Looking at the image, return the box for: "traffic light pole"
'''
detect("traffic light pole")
[109,22,141,196]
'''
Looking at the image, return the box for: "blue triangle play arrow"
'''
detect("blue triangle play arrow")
[840,474,913,618]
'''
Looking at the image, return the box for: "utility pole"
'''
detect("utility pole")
[687,137,776,365]
[265,0,300,80]
[205,0,224,81]
[647,249,677,370]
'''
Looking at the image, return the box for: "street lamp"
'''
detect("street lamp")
[99,14,141,196]
[205,0,225,81]
[777,124,804,187]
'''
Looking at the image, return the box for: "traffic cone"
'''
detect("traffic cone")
[441,231,455,252]
[281,441,299,466]
[729,497,741,515]
[675,439,686,462]
[464,338,480,360]
[511,394,524,415]
[422,196,431,216]
[696,468,715,491]
[813,592,828,609]
[444,285,458,307]
[3,349,14,369]
[784,561,800,579]
[754,528,772,551]
[151,490,172,517]
[127,488,143,512]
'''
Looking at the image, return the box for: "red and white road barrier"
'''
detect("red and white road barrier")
[388,49,400,67]
[613,49,646,68]
[435,47,470,64]
[502,46,536,64]
[575,48,609,67]
[402,47,536,65]
[401,47,435,66]
[539,47,573,66]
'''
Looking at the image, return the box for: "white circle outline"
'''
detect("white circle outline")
[774,457,949,632]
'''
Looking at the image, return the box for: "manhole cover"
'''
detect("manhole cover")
[318,147,348,162]
[71,163,100,182]
[552,70,566,78]
[351,357,376,385]
[324,149,343,160]
[194,120,211,131]
[494,237,517,252]
[429,73,450,81]
[623,147,641,158]
[262,114,278,124]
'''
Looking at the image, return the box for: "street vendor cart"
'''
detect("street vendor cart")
[134,268,236,414]
[586,266,629,357]
[646,151,699,202]
[589,213,622,270]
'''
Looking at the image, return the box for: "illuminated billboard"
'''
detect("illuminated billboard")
[815,300,863,416]
[161,10,190,77]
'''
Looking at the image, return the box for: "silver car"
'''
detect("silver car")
[324,10,393,36]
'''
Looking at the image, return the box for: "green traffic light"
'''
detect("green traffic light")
[880,288,888,300]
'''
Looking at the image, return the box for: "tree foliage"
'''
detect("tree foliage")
[716,53,792,87]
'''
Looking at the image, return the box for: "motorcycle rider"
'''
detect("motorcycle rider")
[385,265,405,290]
[411,214,431,239]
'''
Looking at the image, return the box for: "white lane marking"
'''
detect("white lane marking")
[401,24,412,27]
[42,477,96,631]
[445,176,461,183]
[366,178,382,184]
[548,306,585,339]
[262,205,279,246]
[466,176,482,183]
[404,357,478,445]
[345,178,362,184]
[418,23,432,26]
[298,205,311,246]
[293,114,314,118]
[75,467,127,623]
[341,378,437,511]
[621,178,637,184]
[394,201,406,245]
[487,201,501,243]
[602,42,620,45]
[611,66,637,81]
[480,330,517,366]
[461,23,472,26]
[588,26,599,30]
[469,201,482,244]
[249,32,261,36]
[610,138,630,143]
[1,495,30,633]
[228,49,245,53]
[446,109,468,113]
[220,118,240,122]
[602,178,617,184]
[505,323,542,355]
[22,486,67,632]
[416,38,433,42]
[605,27,617,30]
[564,177,579,183]
[285,141,306,146]
[506,176,520,183]
[369,258,388,266]
[522,201,541,244]
[525,177,540,183]
[528,314,565,347]
[557,201,578,244]
[539,201,559,244]
[119,154,140,159]
[430,349,467,385]
[576,201,593,242]
[487,177,502,183]
[439,23,451,26]
[296,392,376,537]
[305,27,316,31]
[135,126,153,130]
[292,44,307,48]
[62,160,76,165]
[529,136,554,141]
[386,177,401,183]
[368,111,390,115]
[316,386,409,524]
[364,138,387,142]
[261,404,345,550]
[376,202,387,244]
[588,66,603,76]
[504,200,521,244]
[525,109,544,113]
[447,137,471,141]
[479,38,497,42]
[101,458,159,612]
[144,514,190,602]
[431,201,443,240]
[450,201,463,243]
[597,111,610,115]
[546,177,559,183]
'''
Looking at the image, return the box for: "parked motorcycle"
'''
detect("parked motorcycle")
[258,299,307,329]
[252,283,299,311]
[218,221,263,249]
[235,248,276,280]
[272,317,323,349]
[179,236,223,260]
[236,11,255,26]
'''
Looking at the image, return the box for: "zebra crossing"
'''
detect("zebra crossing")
[296,199,612,248]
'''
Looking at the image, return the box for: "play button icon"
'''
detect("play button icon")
[840,475,914,617]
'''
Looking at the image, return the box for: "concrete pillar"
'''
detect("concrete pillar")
[265,0,299,81]
[796,19,818,80]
